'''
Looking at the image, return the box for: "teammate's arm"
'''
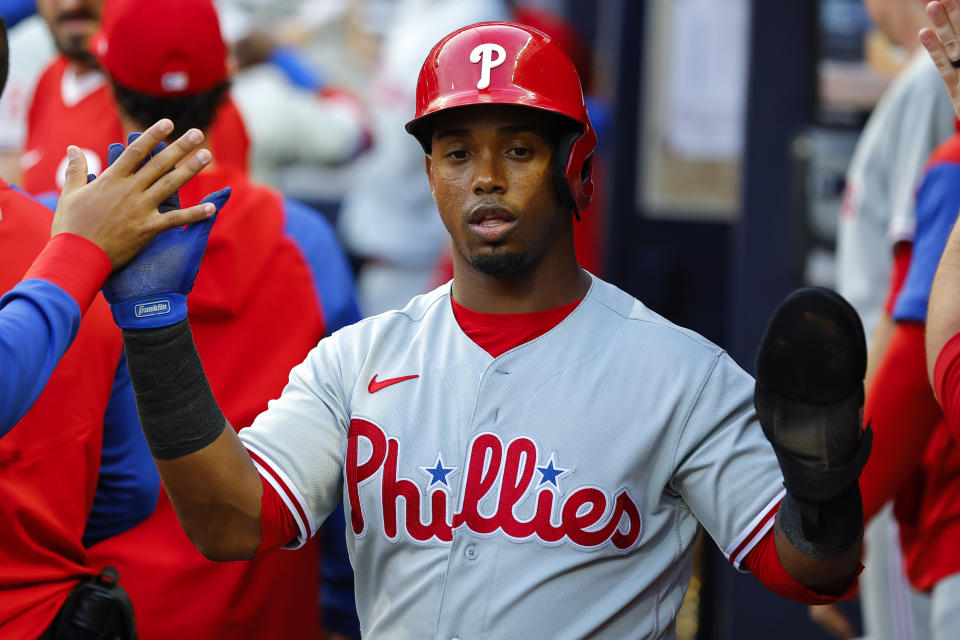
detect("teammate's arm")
[89,125,270,561]
[919,2,960,382]
[927,222,960,381]
[0,119,213,433]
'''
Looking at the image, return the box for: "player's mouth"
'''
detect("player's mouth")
[468,204,517,242]
[56,11,98,35]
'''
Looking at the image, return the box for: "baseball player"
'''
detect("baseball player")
[83,1,361,638]
[0,122,215,432]
[107,23,870,638]
[926,6,960,415]
[0,114,218,636]
[839,5,960,637]
[821,0,955,636]
[23,0,248,199]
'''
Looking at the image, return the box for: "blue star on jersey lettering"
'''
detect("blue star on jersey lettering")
[421,454,456,487]
[537,454,569,489]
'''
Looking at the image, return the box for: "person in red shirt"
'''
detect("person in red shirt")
[24,0,249,199]
[82,1,361,638]
[0,29,221,629]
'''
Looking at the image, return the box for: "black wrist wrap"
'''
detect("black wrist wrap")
[122,319,226,460]
[778,485,863,558]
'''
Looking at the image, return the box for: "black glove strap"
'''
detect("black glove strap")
[122,319,226,460]
[771,422,873,502]
[778,485,863,558]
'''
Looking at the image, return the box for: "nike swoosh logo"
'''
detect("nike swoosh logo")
[368,374,419,394]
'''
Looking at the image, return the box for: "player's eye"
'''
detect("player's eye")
[446,149,470,160]
[506,146,531,158]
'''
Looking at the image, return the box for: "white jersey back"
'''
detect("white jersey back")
[836,49,955,335]
[239,275,784,639]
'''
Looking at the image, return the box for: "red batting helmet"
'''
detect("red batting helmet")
[405,21,597,214]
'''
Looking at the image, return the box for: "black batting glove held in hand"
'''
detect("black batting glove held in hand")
[754,287,872,554]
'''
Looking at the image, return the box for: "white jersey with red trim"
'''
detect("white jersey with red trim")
[238,274,784,639]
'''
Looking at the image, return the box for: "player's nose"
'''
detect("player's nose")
[472,152,506,195]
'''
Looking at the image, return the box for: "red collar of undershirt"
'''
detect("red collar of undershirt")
[450,296,584,358]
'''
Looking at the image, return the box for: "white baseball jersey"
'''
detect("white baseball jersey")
[836,49,955,337]
[239,275,785,639]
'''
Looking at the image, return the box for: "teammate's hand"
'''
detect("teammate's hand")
[51,119,215,269]
[920,1,960,119]
[808,603,856,639]
[101,129,231,330]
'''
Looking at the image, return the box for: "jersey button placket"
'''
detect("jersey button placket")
[464,543,479,560]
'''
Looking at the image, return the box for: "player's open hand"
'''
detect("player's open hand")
[50,118,215,269]
[921,1,960,119]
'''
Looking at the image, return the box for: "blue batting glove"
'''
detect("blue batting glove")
[101,132,230,329]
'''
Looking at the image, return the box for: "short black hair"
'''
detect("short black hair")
[0,17,8,99]
[111,80,231,140]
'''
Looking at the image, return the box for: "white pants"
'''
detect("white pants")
[860,506,931,640]
[931,571,960,640]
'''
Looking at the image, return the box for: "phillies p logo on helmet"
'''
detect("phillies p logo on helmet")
[406,22,598,212]
[469,43,506,90]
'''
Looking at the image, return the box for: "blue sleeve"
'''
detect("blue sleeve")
[268,46,325,91]
[893,162,960,323]
[283,197,362,332]
[0,0,36,29]
[83,353,160,547]
[0,279,82,435]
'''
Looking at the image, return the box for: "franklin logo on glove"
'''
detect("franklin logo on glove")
[134,301,171,318]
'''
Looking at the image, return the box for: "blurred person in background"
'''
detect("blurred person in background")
[0,20,218,626]
[337,0,510,315]
[82,1,362,638]
[20,0,371,202]
[21,0,250,201]
[812,0,955,637]
[812,4,960,639]
[225,17,372,185]
[0,1,55,185]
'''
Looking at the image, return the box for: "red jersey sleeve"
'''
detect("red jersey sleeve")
[23,233,112,313]
[883,242,912,316]
[247,447,312,553]
[934,332,960,443]
[741,523,860,604]
[858,324,943,522]
[256,473,302,554]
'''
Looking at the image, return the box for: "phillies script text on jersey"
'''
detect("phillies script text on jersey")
[346,418,642,549]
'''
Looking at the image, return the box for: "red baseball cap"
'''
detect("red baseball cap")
[91,0,227,97]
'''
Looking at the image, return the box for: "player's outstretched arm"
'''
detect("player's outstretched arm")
[754,288,870,594]
[927,222,960,383]
[98,130,265,560]
[0,119,214,433]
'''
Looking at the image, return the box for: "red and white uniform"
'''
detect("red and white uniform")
[22,57,122,196]
[240,275,790,638]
